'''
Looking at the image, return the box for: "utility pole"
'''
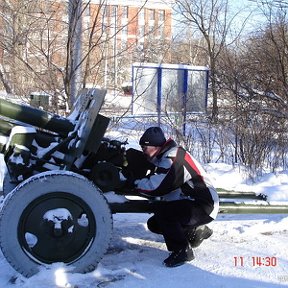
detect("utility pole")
[68,0,82,106]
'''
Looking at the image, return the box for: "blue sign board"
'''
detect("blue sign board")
[132,62,209,115]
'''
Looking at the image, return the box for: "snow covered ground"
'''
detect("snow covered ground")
[0,129,288,288]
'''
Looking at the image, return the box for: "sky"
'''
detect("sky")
[171,0,268,40]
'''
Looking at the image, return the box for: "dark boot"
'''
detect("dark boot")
[163,246,195,267]
[187,225,213,248]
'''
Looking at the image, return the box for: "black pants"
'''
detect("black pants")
[147,200,213,252]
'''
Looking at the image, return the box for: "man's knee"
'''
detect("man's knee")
[147,216,163,234]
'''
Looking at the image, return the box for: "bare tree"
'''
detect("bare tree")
[0,0,171,111]
[0,0,69,108]
[174,0,250,121]
[212,1,288,174]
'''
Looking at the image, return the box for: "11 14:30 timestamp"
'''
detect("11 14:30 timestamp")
[234,256,277,267]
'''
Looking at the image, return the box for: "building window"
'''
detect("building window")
[104,5,109,19]
[148,25,154,34]
[159,10,165,22]
[158,24,164,38]
[122,25,128,38]
[138,8,145,24]
[121,24,128,50]
[149,9,155,21]
[122,6,128,19]
[111,5,117,18]
[110,5,118,36]
[139,25,145,39]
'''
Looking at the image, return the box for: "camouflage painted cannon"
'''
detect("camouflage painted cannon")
[0,88,130,277]
[0,88,287,277]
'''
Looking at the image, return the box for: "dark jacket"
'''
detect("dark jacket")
[135,139,219,219]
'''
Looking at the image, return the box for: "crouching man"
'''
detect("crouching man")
[135,127,219,267]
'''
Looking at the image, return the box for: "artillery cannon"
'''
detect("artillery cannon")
[0,88,287,277]
[0,88,125,277]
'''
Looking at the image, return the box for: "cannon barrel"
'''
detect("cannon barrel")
[109,200,288,214]
[0,98,74,137]
[0,118,15,136]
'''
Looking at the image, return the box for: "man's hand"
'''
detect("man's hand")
[114,179,136,195]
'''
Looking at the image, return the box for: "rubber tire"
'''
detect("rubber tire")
[0,171,113,277]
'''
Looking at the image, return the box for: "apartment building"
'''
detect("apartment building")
[0,0,174,97]
[82,0,174,87]
[95,0,172,46]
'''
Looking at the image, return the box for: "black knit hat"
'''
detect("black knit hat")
[139,127,166,147]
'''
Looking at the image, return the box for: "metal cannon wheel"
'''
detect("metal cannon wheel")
[0,171,112,277]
